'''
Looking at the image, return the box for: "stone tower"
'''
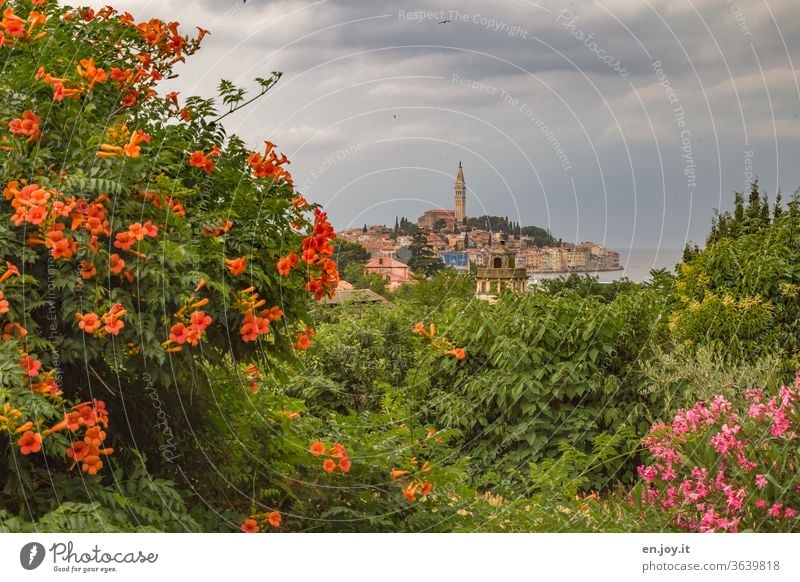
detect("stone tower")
[475,237,528,302]
[454,161,466,225]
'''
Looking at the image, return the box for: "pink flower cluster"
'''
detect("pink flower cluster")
[745,384,797,437]
[634,373,800,532]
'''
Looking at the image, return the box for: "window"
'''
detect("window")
[493,257,502,268]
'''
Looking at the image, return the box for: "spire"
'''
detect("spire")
[454,161,466,225]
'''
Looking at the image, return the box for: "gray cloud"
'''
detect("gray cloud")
[84,0,800,248]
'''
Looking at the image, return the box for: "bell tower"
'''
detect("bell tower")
[475,237,528,301]
[454,161,466,225]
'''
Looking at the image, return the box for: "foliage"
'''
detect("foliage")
[278,303,418,415]
[417,283,672,490]
[524,428,638,499]
[408,232,444,277]
[639,343,784,413]
[332,239,370,273]
[256,415,481,533]
[0,452,199,532]
[518,225,558,246]
[391,269,474,308]
[342,262,388,295]
[633,379,800,532]
[393,216,419,237]
[706,180,785,245]
[407,232,443,277]
[537,273,639,303]
[670,193,800,365]
[0,0,336,527]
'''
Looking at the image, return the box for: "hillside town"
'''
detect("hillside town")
[337,162,621,293]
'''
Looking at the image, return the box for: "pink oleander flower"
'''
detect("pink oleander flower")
[770,409,791,438]
[635,377,800,532]
[745,387,763,403]
[709,423,742,457]
[715,469,727,491]
[723,486,745,511]
[672,402,716,435]
[661,466,677,480]
[710,395,732,416]
[736,453,757,472]
[681,475,710,502]
[699,507,719,532]
[690,466,708,481]
[637,465,658,482]
[748,402,767,420]
[698,506,738,533]
[661,485,680,510]
[644,439,681,466]
[778,385,794,407]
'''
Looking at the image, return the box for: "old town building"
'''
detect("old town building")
[475,238,527,301]
[364,253,414,291]
[417,162,467,229]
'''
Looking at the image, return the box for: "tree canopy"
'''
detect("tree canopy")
[407,232,443,277]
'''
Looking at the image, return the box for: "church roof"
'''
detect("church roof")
[456,161,465,185]
[420,209,455,216]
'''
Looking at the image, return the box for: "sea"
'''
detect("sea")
[529,248,683,284]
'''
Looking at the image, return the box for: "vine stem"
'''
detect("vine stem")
[212,76,280,125]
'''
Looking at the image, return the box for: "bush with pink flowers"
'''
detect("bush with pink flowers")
[632,374,800,532]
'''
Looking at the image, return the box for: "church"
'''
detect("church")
[413,161,527,300]
[417,162,466,229]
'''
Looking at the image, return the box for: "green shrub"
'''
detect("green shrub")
[671,189,800,365]
[417,283,671,490]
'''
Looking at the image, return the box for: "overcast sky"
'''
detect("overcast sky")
[85,0,800,248]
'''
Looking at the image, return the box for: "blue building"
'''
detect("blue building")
[441,252,469,272]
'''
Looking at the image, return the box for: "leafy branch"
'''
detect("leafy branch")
[213,72,282,124]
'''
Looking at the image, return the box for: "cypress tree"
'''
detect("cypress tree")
[774,192,783,219]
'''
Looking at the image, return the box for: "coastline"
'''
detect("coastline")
[526,266,625,275]
[525,248,683,284]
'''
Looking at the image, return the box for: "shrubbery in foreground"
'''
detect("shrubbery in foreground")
[0,0,336,529]
[634,376,800,532]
